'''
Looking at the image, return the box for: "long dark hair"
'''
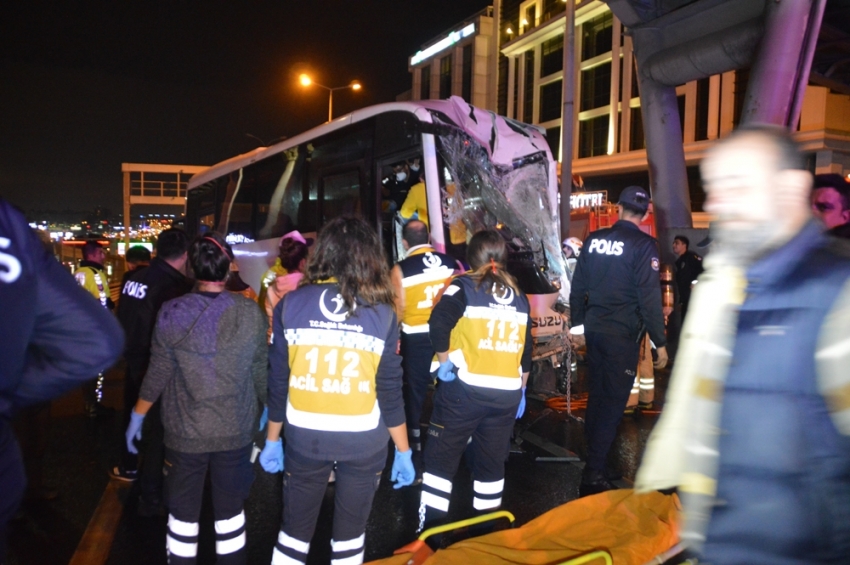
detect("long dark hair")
[466,229,520,297]
[190,232,232,282]
[301,216,394,311]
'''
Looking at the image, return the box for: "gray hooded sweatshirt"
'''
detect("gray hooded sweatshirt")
[140,291,268,453]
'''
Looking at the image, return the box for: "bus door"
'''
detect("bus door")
[375,152,421,263]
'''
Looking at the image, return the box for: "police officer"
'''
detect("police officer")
[260,217,414,565]
[0,198,124,560]
[672,235,703,321]
[111,229,192,517]
[390,220,458,461]
[569,186,668,496]
[419,229,532,533]
[76,240,112,309]
[75,240,115,416]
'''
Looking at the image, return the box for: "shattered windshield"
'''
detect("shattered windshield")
[437,130,567,297]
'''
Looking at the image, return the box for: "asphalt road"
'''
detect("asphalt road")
[6,358,669,565]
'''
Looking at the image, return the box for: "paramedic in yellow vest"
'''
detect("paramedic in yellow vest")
[418,229,532,533]
[75,240,114,416]
[260,216,415,565]
[390,220,459,461]
[400,178,429,229]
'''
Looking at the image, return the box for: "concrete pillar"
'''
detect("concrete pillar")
[559,0,576,242]
[740,0,824,127]
[636,74,692,262]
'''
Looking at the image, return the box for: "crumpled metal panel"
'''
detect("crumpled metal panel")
[428,103,569,301]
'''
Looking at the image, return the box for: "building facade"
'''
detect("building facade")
[409,0,850,213]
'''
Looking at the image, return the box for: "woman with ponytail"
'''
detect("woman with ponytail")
[417,229,532,534]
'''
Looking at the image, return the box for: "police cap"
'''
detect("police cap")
[618,186,650,214]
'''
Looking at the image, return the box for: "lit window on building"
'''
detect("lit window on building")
[541,35,564,77]
[462,44,473,101]
[540,80,562,122]
[440,55,453,98]
[581,12,613,61]
[524,50,535,122]
[579,114,610,158]
[421,66,431,100]
[580,61,611,112]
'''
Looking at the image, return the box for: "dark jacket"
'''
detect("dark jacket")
[704,222,850,563]
[139,291,268,453]
[570,220,666,347]
[116,257,193,367]
[674,249,703,308]
[0,199,123,419]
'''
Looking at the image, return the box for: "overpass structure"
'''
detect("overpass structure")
[121,162,207,250]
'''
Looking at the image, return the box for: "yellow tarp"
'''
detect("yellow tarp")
[368,490,680,565]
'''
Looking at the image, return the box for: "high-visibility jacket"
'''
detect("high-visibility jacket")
[75,261,109,308]
[257,258,287,313]
[400,182,429,229]
[397,245,455,335]
[431,275,531,391]
[267,282,405,461]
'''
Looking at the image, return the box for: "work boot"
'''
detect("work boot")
[579,468,617,497]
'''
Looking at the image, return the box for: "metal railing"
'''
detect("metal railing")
[129,177,188,199]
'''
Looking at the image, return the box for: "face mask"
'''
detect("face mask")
[410,165,420,172]
[396,172,407,182]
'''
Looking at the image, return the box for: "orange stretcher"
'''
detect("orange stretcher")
[367,489,680,565]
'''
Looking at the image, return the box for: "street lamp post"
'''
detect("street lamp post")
[299,74,362,122]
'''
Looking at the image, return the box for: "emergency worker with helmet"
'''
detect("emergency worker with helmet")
[562,236,582,282]
[569,186,668,496]
[418,229,532,534]
[261,216,414,565]
[390,220,459,463]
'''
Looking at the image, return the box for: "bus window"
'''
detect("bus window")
[218,168,254,242]
[187,183,216,235]
[304,126,372,231]
[256,147,304,240]
[320,168,362,221]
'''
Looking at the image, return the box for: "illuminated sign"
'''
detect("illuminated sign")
[225,233,255,245]
[570,191,607,209]
[411,23,475,65]
[117,242,154,256]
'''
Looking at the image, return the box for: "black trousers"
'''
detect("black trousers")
[163,444,254,565]
[583,331,641,473]
[120,362,146,473]
[140,400,165,502]
[272,446,385,565]
[401,332,434,451]
[0,423,26,563]
[419,378,516,531]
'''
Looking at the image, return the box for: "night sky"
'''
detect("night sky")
[0,0,490,216]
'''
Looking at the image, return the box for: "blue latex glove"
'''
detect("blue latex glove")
[436,360,456,382]
[516,387,527,419]
[391,448,415,489]
[258,406,268,432]
[259,439,284,473]
[125,411,145,455]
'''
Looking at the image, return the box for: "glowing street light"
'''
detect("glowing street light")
[299,73,362,123]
